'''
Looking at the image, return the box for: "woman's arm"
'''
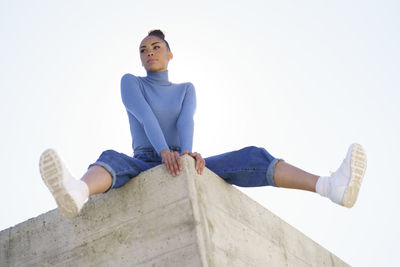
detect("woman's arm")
[176,82,197,153]
[120,73,169,156]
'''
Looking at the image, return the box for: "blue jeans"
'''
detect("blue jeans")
[88,145,280,192]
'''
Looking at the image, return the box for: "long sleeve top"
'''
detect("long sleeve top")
[120,70,196,156]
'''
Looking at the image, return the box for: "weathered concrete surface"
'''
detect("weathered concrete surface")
[0,155,348,267]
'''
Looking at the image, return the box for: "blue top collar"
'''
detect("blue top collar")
[145,70,171,85]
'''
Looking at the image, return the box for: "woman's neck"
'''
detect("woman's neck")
[145,70,170,85]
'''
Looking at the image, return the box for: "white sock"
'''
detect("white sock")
[316,176,331,198]
[70,179,90,206]
[60,162,90,210]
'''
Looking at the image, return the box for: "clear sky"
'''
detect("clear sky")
[1,1,399,266]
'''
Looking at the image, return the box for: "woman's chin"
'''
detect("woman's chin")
[146,66,158,72]
[144,63,167,72]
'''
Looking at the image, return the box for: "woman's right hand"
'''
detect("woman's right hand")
[160,149,183,177]
[181,150,205,175]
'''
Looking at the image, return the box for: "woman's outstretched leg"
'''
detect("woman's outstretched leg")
[273,143,367,208]
[40,148,163,218]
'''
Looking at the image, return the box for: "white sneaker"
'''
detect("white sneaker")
[39,148,89,218]
[317,143,367,208]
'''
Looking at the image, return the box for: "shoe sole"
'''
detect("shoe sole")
[343,143,367,208]
[39,149,79,218]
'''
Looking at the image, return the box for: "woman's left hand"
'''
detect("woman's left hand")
[181,150,205,175]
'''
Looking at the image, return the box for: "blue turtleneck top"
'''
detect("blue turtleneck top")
[120,70,196,156]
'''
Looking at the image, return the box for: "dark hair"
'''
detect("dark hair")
[147,29,171,52]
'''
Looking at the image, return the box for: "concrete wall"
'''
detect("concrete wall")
[0,155,348,267]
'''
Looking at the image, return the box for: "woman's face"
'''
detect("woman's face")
[139,36,173,72]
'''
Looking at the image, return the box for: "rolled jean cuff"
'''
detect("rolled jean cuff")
[88,161,117,193]
[266,158,283,187]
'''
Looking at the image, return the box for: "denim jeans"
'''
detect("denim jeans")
[88,145,280,192]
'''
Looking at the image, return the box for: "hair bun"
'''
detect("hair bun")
[148,29,165,39]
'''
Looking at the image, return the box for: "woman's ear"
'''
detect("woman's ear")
[169,51,173,61]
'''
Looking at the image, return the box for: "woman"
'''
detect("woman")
[39,29,367,218]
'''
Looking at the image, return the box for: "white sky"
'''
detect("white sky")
[1,1,399,266]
